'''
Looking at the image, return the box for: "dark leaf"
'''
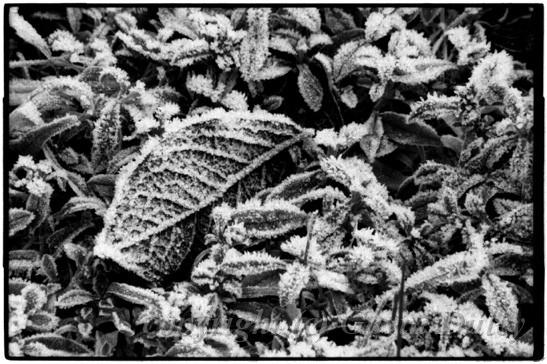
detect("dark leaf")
[381,112,442,147]
[10,115,80,154]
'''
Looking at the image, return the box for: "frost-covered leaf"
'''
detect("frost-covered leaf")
[27,312,60,332]
[94,109,309,281]
[359,115,384,163]
[9,208,35,236]
[339,86,358,108]
[20,283,48,314]
[66,8,82,32]
[166,326,249,357]
[221,250,286,277]
[284,8,321,32]
[94,331,118,357]
[255,60,292,80]
[404,226,488,291]
[39,254,58,281]
[269,36,297,55]
[111,311,135,336]
[263,170,324,204]
[9,250,41,277]
[278,262,310,306]
[215,199,308,242]
[56,289,96,309]
[324,8,355,33]
[381,112,442,147]
[364,10,406,41]
[391,58,455,85]
[297,64,323,112]
[240,271,282,298]
[92,100,122,173]
[48,30,84,54]
[409,94,460,123]
[9,7,51,58]
[239,8,270,82]
[441,135,463,154]
[9,77,92,138]
[87,174,116,200]
[63,242,89,266]
[21,333,93,356]
[482,274,519,333]
[10,115,80,154]
[333,41,382,82]
[9,79,42,106]
[315,269,354,294]
[106,282,163,307]
[59,196,107,217]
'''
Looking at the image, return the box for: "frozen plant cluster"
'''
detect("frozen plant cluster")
[7,6,536,358]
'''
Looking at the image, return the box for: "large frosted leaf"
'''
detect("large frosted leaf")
[94,109,310,281]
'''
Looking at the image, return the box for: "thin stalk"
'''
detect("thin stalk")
[396,261,406,357]
[303,214,317,265]
[10,56,84,72]
[16,52,31,79]
[10,56,67,68]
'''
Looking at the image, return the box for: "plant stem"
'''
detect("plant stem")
[396,261,406,357]
[9,56,84,71]
[9,56,67,68]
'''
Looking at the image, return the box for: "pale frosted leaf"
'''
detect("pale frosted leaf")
[106,282,164,307]
[284,8,321,32]
[221,250,286,277]
[21,333,92,356]
[92,101,122,172]
[56,289,96,309]
[94,109,309,281]
[482,274,519,333]
[239,8,271,81]
[219,199,308,241]
[9,7,51,58]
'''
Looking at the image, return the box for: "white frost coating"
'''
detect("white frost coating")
[93,109,310,281]
[93,137,160,267]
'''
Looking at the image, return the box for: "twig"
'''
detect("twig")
[16,52,31,79]
[303,214,317,265]
[396,260,406,357]
[9,56,67,68]
[9,56,84,72]
[361,297,388,347]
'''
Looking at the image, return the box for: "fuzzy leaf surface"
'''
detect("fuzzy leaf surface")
[94,109,309,281]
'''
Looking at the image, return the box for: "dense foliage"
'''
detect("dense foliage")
[7,6,538,358]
